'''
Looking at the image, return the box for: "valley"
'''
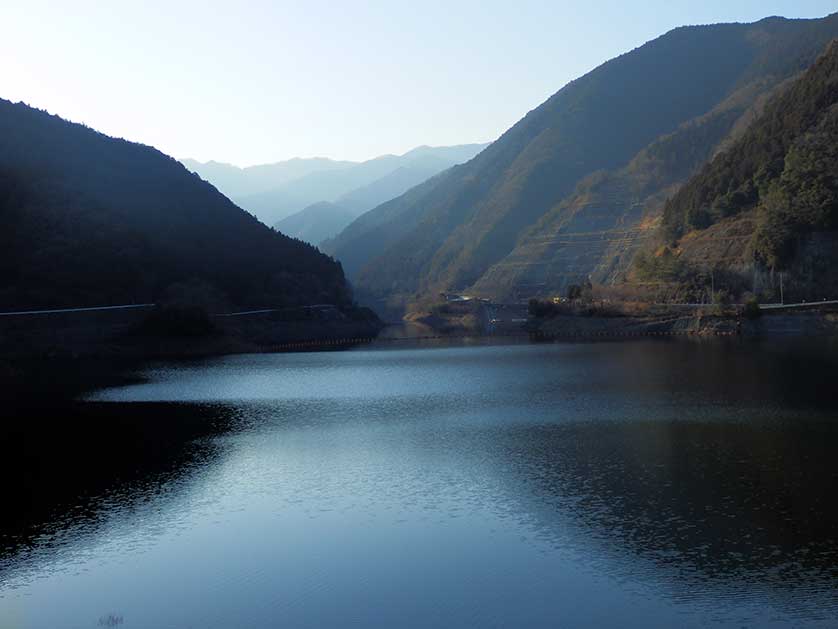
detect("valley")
[5,6,838,628]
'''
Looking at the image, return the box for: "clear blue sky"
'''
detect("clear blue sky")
[2,1,835,166]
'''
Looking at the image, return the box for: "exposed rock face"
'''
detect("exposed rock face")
[473,177,650,300]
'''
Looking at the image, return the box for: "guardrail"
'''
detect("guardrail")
[759,300,838,311]
[0,304,155,317]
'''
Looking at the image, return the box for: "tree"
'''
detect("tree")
[743,295,762,319]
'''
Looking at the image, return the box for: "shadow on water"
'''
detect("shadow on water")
[493,420,838,594]
[489,340,838,584]
[0,402,240,564]
[597,337,838,411]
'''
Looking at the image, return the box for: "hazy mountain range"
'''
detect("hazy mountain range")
[274,202,357,249]
[181,143,488,240]
[322,13,838,312]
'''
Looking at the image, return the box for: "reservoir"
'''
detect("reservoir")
[2,339,838,628]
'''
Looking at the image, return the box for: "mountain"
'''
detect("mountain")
[274,201,357,246]
[276,164,449,246]
[641,39,838,302]
[0,99,351,310]
[472,76,789,300]
[328,14,838,309]
[179,157,353,217]
[322,172,449,281]
[337,164,446,216]
[182,144,488,227]
[180,157,353,198]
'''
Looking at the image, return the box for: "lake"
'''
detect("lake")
[2,339,838,628]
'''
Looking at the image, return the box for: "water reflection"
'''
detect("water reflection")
[2,340,838,627]
[0,403,240,573]
[493,420,838,607]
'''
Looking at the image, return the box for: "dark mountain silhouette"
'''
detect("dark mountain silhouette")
[0,99,351,310]
[328,14,838,308]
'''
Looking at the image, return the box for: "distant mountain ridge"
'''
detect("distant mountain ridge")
[336,165,442,215]
[179,157,352,201]
[274,202,357,248]
[181,143,488,229]
[276,162,455,246]
[323,13,838,310]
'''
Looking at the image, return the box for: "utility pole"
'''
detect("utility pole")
[780,272,784,305]
[711,269,715,304]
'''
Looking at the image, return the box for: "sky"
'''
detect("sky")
[2,1,836,166]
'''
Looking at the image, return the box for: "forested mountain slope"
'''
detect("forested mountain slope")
[472,76,789,299]
[0,99,350,310]
[334,14,838,308]
[322,171,452,281]
[643,39,838,301]
[662,40,838,260]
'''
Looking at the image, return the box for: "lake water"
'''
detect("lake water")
[2,339,838,628]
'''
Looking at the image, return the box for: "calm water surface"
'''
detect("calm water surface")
[2,339,838,628]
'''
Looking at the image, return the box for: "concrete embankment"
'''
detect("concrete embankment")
[530,310,838,339]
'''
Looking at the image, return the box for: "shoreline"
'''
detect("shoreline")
[1,308,384,408]
[406,297,838,340]
[6,306,838,409]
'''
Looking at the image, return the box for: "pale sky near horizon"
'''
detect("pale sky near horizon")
[2,1,836,166]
